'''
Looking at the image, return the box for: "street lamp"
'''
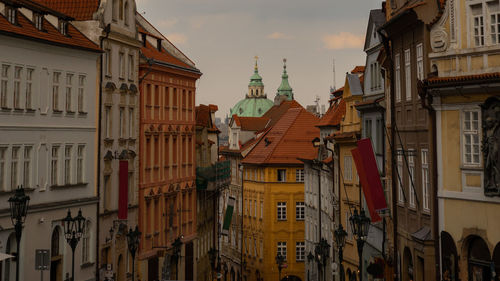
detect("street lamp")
[8,185,30,281]
[172,236,183,280]
[315,238,330,281]
[275,253,285,281]
[349,209,370,281]
[126,226,141,281]
[62,209,86,281]
[334,224,347,281]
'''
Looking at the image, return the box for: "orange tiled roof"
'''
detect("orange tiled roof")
[196,104,218,130]
[141,39,195,70]
[261,99,303,128]
[317,99,346,127]
[426,72,500,85]
[243,107,320,165]
[351,66,365,74]
[232,115,269,131]
[0,7,100,52]
[34,0,98,20]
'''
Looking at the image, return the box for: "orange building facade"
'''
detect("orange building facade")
[137,21,202,281]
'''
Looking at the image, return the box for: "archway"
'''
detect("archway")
[50,227,62,281]
[4,233,16,281]
[403,247,413,281]
[493,243,500,281]
[467,236,491,281]
[441,231,458,281]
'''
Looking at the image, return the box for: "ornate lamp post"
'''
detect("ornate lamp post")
[62,209,85,281]
[315,238,330,281]
[8,185,30,281]
[172,236,183,280]
[349,209,370,281]
[334,224,347,281]
[127,226,141,281]
[275,253,285,281]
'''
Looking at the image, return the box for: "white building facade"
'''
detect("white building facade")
[0,1,101,280]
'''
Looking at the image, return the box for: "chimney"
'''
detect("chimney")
[157,38,162,52]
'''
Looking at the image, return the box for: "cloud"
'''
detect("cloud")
[267,32,293,40]
[157,18,178,29]
[322,32,364,50]
[166,33,187,44]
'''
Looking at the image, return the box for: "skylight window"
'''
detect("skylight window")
[6,6,17,25]
[34,13,43,30]
[59,20,68,36]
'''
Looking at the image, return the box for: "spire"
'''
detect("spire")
[254,55,259,72]
[276,58,293,100]
[249,56,264,89]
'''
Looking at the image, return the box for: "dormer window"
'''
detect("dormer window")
[34,13,43,30]
[59,20,68,36]
[6,6,17,25]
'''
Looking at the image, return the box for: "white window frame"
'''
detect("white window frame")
[53,72,61,111]
[34,13,43,30]
[474,14,485,47]
[51,145,59,186]
[277,169,286,182]
[66,73,73,112]
[0,147,6,191]
[421,149,430,212]
[408,150,416,208]
[26,68,34,109]
[295,169,304,182]
[77,145,85,183]
[11,146,20,190]
[295,201,305,220]
[78,75,86,113]
[64,145,72,185]
[1,64,9,108]
[128,54,134,81]
[13,66,22,109]
[277,202,287,221]
[23,146,32,188]
[416,43,424,81]
[491,12,500,44]
[81,220,91,264]
[119,52,125,79]
[397,150,404,203]
[6,6,16,24]
[277,241,287,260]
[395,53,401,102]
[404,49,411,101]
[296,242,305,262]
[462,109,481,166]
[105,106,111,138]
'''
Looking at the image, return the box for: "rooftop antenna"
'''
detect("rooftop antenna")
[315,95,320,114]
[332,58,336,91]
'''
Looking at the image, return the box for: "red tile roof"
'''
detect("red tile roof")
[232,114,269,131]
[426,72,500,85]
[317,99,346,127]
[141,39,195,70]
[351,66,365,74]
[0,7,100,52]
[196,104,219,132]
[243,107,320,165]
[34,0,98,20]
[262,99,303,127]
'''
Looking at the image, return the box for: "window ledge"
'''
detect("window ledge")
[50,183,88,189]
[53,109,63,113]
[26,108,35,113]
[460,165,482,171]
[0,187,35,195]
[80,262,94,269]
[78,111,88,115]
[13,108,24,112]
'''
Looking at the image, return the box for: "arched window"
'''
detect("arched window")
[81,221,91,264]
[4,233,16,281]
[124,1,129,26]
[468,236,491,281]
[441,231,458,281]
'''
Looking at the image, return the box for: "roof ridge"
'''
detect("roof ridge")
[261,107,302,163]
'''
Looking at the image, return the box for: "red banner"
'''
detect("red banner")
[351,147,382,222]
[118,160,128,220]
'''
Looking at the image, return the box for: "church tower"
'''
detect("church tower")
[276,58,294,101]
[248,56,266,98]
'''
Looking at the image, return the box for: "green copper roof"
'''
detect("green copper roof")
[276,58,293,100]
[230,97,273,117]
[249,58,264,87]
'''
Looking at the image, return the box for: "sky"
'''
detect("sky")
[136,0,383,118]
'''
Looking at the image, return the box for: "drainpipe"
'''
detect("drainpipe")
[96,23,111,281]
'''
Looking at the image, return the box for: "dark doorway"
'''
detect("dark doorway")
[441,231,458,281]
[50,228,62,281]
[468,236,491,281]
[148,257,159,281]
[185,242,193,280]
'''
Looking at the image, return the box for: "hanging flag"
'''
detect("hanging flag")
[222,196,235,235]
[118,160,128,220]
[351,147,382,222]
[357,138,388,213]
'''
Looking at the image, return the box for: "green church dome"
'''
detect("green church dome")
[276,58,293,101]
[230,97,274,117]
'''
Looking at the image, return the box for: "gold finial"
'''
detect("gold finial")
[254,56,259,70]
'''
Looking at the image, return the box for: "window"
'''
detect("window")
[463,110,481,165]
[404,49,411,101]
[277,169,286,182]
[6,6,16,24]
[344,156,353,181]
[421,149,430,212]
[124,1,129,25]
[66,73,73,112]
[254,200,257,217]
[260,240,263,259]
[128,54,134,80]
[416,43,424,81]
[492,12,500,44]
[59,20,67,36]
[34,13,43,30]
[296,242,305,262]
[119,0,124,20]
[51,146,59,186]
[64,145,72,185]
[78,75,85,113]
[77,145,84,183]
[128,108,134,138]
[296,202,305,220]
[105,106,111,138]
[112,0,118,21]
[53,72,60,111]
[12,66,22,109]
[119,52,125,79]
[82,221,91,263]
[397,150,404,203]
[295,169,304,182]
[128,172,134,204]
[119,107,125,138]
[23,146,32,188]
[395,53,401,102]
[1,64,8,108]
[346,211,353,240]
[26,68,34,109]
[11,147,19,190]
[408,150,415,208]
[365,119,373,139]
[260,201,263,219]
[0,147,5,191]
[473,5,485,46]
[104,49,111,76]
[277,202,287,221]
[277,242,287,260]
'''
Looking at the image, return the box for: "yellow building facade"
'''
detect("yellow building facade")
[421,0,500,278]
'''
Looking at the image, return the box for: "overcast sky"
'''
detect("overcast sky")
[136,0,383,118]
